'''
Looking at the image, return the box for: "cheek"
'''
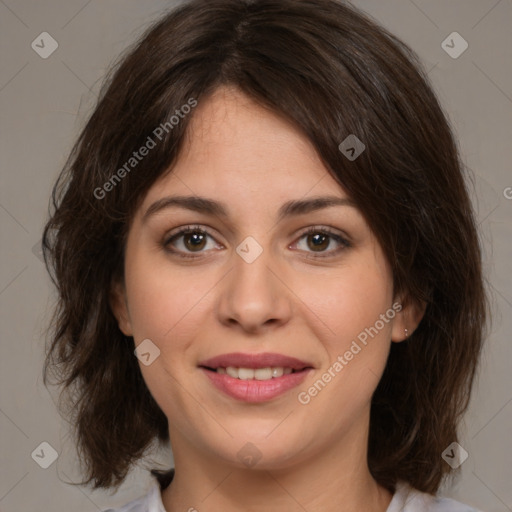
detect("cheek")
[124,247,204,340]
[305,259,393,346]
[295,268,394,417]
[123,250,208,416]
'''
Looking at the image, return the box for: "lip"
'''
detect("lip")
[198,352,312,370]
[198,352,314,403]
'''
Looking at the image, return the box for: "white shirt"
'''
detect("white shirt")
[102,479,482,511]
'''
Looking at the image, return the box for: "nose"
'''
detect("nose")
[216,242,293,334]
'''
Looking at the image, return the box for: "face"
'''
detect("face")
[111,86,415,471]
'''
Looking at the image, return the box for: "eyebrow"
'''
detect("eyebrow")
[142,194,357,223]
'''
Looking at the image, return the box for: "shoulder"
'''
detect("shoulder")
[102,481,165,512]
[388,481,483,512]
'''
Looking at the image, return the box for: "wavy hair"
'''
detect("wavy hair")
[42,0,487,494]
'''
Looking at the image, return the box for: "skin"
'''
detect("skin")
[111,86,425,512]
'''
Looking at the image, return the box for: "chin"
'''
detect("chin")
[210,428,312,470]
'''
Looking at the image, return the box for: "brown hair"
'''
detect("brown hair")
[42,0,487,495]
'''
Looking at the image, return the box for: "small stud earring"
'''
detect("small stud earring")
[404,328,408,339]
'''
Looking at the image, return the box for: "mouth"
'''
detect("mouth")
[204,366,300,380]
[198,352,314,402]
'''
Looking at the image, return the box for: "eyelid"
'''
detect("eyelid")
[289,225,351,258]
[163,224,224,246]
[162,224,223,258]
[163,224,351,259]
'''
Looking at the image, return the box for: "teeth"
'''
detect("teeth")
[221,366,296,380]
[226,366,239,378]
[271,367,283,378]
[255,368,272,380]
[238,368,254,380]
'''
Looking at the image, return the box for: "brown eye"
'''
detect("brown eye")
[182,231,207,251]
[306,232,330,251]
[293,227,351,257]
[164,226,220,258]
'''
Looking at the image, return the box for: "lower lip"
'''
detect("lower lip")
[201,368,312,403]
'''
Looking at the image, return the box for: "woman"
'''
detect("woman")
[42,0,487,511]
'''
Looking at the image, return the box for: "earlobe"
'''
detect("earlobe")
[391,296,427,343]
[109,280,133,336]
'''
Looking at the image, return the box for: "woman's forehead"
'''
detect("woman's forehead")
[181,87,320,161]
[139,87,351,211]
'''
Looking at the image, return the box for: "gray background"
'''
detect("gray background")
[0,1,511,511]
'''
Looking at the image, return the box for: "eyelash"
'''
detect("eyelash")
[162,225,351,260]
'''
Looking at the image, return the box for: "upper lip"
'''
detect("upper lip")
[198,352,313,370]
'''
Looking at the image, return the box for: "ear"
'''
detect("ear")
[391,294,426,343]
[109,279,133,336]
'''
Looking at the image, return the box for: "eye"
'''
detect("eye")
[163,226,351,258]
[292,226,351,257]
[163,225,222,258]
